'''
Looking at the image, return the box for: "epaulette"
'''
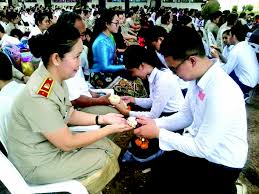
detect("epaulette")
[37,77,54,98]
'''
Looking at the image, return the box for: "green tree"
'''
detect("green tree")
[232,5,238,13]
[242,5,246,12]
[245,4,254,12]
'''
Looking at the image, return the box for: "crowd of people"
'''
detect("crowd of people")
[0,0,259,193]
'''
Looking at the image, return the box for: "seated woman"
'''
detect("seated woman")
[7,23,132,194]
[89,9,147,98]
[29,11,50,38]
[88,9,125,89]
[29,11,51,69]
[113,45,185,119]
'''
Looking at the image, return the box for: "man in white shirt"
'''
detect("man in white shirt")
[58,11,119,115]
[211,29,234,63]
[65,63,119,115]
[144,25,190,96]
[0,52,25,155]
[217,21,259,98]
[216,13,238,51]
[134,26,247,194]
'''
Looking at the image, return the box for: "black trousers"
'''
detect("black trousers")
[148,151,242,194]
[229,71,253,98]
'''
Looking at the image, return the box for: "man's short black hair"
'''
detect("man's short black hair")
[231,21,249,42]
[160,26,205,60]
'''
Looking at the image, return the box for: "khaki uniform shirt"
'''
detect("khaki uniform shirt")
[8,65,120,194]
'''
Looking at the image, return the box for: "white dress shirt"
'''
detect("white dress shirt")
[216,23,229,51]
[81,45,90,78]
[130,68,184,118]
[220,41,259,88]
[0,34,20,48]
[155,62,248,168]
[5,22,17,35]
[65,66,92,101]
[222,45,234,60]
[28,25,43,38]
[0,81,25,151]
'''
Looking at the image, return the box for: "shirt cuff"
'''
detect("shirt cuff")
[129,111,138,117]
[134,98,141,106]
[159,128,178,151]
[154,118,162,128]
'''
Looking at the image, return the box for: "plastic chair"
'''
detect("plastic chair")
[0,125,88,194]
[0,151,88,194]
[0,152,88,194]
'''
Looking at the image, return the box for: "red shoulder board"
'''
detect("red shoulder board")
[37,77,54,98]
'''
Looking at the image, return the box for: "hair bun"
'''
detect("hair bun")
[28,34,47,58]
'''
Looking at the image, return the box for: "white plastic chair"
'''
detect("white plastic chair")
[0,151,88,194]
[0,124,88,194]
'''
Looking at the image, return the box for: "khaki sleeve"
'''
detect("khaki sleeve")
[22,97,66,133]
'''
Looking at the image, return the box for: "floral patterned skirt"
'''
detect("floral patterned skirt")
[90,72,148,98]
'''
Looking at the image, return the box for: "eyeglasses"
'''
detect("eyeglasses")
[111,22,119,26]
[168,53,198,73]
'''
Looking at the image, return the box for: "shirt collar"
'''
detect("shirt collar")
[196,59,220,91]
[32,65,67,103]
[39,64,65,91]
[38,63,51,77]
[35,25,43,34]
[148,67,158,84]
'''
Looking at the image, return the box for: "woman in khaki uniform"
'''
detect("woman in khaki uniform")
[7,23,132,194]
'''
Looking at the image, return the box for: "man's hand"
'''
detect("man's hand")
[121,96,135,105]
[210,47,220,59]
[98,94,111,105]
[102,123,133,133]
[134,116,160,139]
[113,100,130,116]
